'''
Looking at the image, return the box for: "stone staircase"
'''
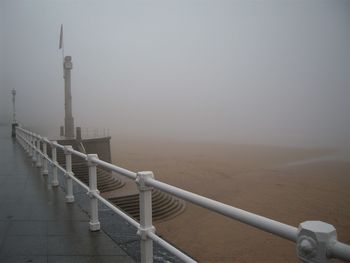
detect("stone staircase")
[109,190,186,222]
[48,142,125,193]
[47,140,186,222]
[69,162,124,192]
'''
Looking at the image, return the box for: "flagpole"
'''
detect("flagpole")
[62,42,64,61]
[59,24,65,62]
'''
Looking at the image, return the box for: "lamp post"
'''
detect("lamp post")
[11,89,18,138]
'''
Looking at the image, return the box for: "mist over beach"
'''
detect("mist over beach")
[1,0,350,262]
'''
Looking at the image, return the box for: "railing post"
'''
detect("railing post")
[28,135,32,156]
[64,145,74,203]
[36,138,42,168]
[297,221,337,263]
[41,138,49,175]
[87,154,100,231]
[17,129,22,148]
[25,132,29,153]
[31,133,35,157]
[32,137,37,163]
[136,171,155,263]
[24,132,29,155]
[51,141,59,187]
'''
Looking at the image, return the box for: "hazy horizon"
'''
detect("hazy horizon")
[0,0,349,150]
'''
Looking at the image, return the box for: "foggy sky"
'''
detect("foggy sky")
[0,0,349,149]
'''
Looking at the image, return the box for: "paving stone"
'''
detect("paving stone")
[0,126,189,262]
[0,126,134,262]
[48,235,126,255]
[7,221,47,236]
[48,255,134,263]
[0,236,47,256]
[0,255,47,263]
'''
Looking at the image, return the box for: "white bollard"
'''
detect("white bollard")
[64,145,74,203]
[51,141,59,187]
[136,171,155,263]
[87,154,100,231]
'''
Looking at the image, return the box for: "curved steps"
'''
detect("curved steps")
[109,189,186,222]
[48,145,124,193]
[72,164,124,193]
[47,143,186,222]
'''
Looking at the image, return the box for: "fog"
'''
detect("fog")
[0,0,349,149]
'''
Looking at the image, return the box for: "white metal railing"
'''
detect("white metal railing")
[15,125,350,263]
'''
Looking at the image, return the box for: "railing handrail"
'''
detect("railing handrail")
[16,126,195,263]
[15,125,350,263]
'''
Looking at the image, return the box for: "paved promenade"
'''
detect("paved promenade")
[0,125,134,263]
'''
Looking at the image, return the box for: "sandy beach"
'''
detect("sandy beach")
[111,138,350,262]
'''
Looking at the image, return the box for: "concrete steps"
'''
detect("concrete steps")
[49,144,125,193]
[108,189,186,222]
[47,142,186,222]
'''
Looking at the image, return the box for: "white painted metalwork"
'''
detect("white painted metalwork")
[42,138,49,175]
[51,141,59,187]
[31,137,37,163]
[136,171,155,263]
[35,138,42,168]
[64,145,75,203]
[15,126,350,263]
[87,154,101,231]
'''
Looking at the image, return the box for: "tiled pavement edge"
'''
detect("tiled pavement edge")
[0,125,134,263]
[0,125,186,262]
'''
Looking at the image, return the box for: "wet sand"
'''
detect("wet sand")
[111,138,350,262]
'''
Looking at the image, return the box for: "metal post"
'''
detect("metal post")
[32,137,37,163]
[11,89,16,123]
[31,135,36,158]
[51,142,59,187]
[11,89,17,138]
[29,134,32,156]
[18,130,22,147]
[41,139,49,175]
[36,139,42,168]
[64,145,74,203]
[26,133,30,154]
[136,171,155,263]
[87,154,100,231]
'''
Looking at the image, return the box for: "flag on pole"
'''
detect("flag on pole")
[59,24,63,49]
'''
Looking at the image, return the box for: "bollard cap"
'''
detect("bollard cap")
[136,171,154,191]
[86,154,99,166]
[297,221,337,262]
[63,145,73,154]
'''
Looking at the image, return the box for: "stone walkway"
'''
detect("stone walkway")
[0,125,134,263]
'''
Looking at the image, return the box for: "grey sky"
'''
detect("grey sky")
[0,0,349,149]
